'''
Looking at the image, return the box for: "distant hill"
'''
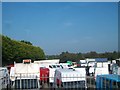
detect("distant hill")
[2,35,45,66]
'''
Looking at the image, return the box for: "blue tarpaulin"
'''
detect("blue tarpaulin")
[96,74,120,89]
[95,58,108,62]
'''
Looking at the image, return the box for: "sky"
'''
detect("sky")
[2,2,118,55]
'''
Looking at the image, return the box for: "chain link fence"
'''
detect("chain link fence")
[1,73,97,90]
[2,74,120,90]
[0,75,10,90]
[1,74,120,90]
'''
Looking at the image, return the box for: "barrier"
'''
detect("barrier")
[6,73,97,89]
[96,74,120,89]
[4,73,120,89]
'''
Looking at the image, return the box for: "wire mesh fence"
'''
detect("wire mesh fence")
[0,75,120,90]
[2,73,120,90]
[0,75,10,90]
[1,73,97,90]
[86,76,95,89]
[9,73,40,89]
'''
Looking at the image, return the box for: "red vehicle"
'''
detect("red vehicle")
[40,67,49,84]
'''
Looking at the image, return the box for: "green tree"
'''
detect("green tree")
[2,35,45,66]
[20,40,32,45]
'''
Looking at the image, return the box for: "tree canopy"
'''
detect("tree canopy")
[20,40,32,45]
[2,35,45,66]
[55,51,119,63]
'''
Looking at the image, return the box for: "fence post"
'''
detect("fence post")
[20,74,22,89]
[85,76,87,89]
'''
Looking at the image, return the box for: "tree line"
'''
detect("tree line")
[2,35,45,66]
[1,34,120,66]
[47,51,120,63]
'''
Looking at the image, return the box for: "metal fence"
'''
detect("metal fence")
[86,76,96,88]
[0,77,9,90]
[0,74,97,90]
[1,74,119,90]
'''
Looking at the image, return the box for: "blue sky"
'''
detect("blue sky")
[2,2,118,55]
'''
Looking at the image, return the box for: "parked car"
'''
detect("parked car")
[54,68,86,89]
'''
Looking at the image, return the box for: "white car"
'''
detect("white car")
[54,68,86,88]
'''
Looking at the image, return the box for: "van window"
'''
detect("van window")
[60,65,63,68]
[52,65,56,68]
[49,65,52,68]
[68,65,71,67]
[56,65,60,68]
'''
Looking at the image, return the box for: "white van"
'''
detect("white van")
[48,64,63,84]
[54,68,86,88]
[10,61,40,89]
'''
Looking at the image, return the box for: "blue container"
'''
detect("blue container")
[96,74,120,90]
